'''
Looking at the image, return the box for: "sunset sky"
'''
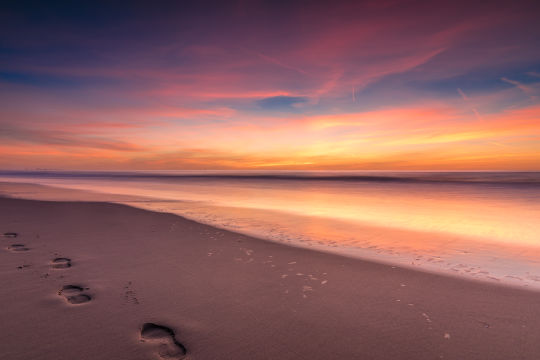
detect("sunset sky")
[1,0,539,170]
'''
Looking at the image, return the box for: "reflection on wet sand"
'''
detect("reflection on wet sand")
[1,170,540,289]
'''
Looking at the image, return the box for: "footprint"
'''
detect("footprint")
[140,323,186,359]
[51,257,72,269]
[7,244,29,252]
[58,285,92,304]
[3,232,18,238]
[124,281,139,305]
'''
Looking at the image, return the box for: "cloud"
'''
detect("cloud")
[1,0,540,170]
[255,51,308,75]
[0,125,146,152]
[501,77,537,99]
[457,88,482,120]
[457,88,469,101]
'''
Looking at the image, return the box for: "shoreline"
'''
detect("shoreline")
[2,196,540,359]
[2,180,540,291]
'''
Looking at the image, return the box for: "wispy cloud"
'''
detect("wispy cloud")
[1,0,540,169]
[501,77,537,100]
[457,88,482,120]
[0,125,147,152]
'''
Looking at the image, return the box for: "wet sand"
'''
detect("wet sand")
[1,196,540,359]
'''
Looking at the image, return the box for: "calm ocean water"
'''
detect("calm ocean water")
[2,170,540,288]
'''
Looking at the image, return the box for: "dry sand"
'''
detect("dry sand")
[1,196,540,359]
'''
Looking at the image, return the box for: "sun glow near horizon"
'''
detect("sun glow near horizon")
[1,1,540,170]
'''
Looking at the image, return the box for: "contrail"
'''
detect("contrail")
[457,88,482,120]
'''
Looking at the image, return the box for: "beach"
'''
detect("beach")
[2,195,540,359]
[3,1,540,359]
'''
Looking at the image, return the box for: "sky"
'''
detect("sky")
[1,0,540,170]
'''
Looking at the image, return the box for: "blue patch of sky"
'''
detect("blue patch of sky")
[0,70,122,88]
[255,96,308,111]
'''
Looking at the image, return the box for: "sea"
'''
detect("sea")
[1,170,540,289]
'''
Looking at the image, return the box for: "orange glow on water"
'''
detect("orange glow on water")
[2,170,540,287]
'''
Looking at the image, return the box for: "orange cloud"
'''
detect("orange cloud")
[4,102,537,171]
